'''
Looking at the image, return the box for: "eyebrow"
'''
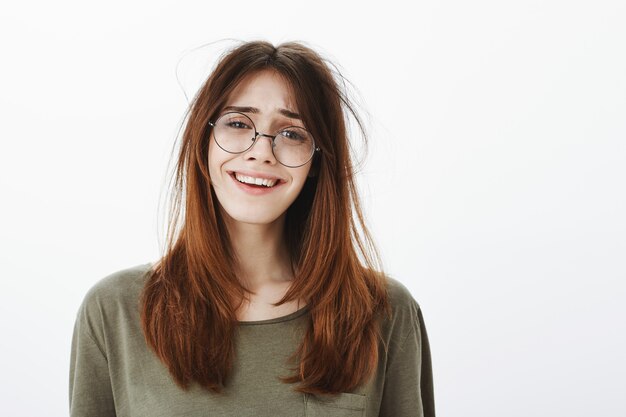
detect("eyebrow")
[222,105,301,120]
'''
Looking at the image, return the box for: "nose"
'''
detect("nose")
[244,133,277,164]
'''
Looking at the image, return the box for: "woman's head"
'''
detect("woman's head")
[178,40,366,265]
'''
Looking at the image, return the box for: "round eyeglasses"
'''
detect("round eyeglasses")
[208,111,320,168]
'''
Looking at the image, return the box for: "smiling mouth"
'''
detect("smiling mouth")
[230,172,280,188]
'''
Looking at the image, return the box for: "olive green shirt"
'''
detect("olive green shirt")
[69,263,435,416]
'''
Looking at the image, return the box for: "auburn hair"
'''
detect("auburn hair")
[140,40,391,395]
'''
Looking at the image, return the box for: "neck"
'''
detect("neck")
[223,213,294,291]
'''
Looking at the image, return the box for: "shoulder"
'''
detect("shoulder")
[383,275,422,321]
[384,276,420,310]
[81,262,153,307]
[76,262,154,333]
[379,275,425,347]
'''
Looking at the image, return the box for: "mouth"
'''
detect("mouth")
[228,171,284,188]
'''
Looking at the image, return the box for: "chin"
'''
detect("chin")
[221,206,286,227]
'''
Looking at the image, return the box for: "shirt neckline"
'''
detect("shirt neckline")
[237,305,310,326]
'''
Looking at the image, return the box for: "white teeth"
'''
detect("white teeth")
[234,173,277,187]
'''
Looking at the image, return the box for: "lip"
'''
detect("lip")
[228,171,285,195]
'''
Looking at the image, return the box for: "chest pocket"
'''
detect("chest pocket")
[304,392,367,417]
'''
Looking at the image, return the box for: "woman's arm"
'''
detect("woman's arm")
[69,304,116,417]
[379,303,435,417]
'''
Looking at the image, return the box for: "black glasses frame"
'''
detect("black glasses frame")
[208,111,321,168]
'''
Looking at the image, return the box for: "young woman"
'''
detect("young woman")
[69,40,435,417]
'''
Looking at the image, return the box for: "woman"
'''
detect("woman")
[69,40,435,417]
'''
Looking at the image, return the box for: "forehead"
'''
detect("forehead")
[225,69,298,112]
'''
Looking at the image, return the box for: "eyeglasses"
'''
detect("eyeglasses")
[208,111,320,168]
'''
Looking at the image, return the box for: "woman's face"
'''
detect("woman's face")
[208,69,313,226]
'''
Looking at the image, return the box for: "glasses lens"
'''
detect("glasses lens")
[213,112,256,153]
[273,127,315,167]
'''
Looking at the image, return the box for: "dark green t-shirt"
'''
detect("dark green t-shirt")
[69,263,435,416]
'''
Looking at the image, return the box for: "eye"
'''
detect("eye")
[280,129,305,141]
[218,112,255,131]
[226,120,252,129]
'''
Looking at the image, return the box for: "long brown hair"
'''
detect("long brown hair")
[140,40,391,395]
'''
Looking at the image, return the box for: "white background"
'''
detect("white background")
[1,1,625,416]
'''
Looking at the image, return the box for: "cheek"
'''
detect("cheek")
[207,139,222,181]
[292,165,313,188]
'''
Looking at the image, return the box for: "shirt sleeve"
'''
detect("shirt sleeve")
[69,303,117,417]
[379,302,435,417]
